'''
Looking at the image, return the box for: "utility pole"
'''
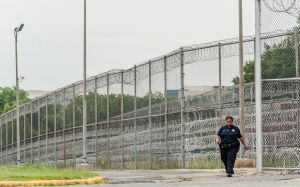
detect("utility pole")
[14,23,24,165]
[82,0,88,164]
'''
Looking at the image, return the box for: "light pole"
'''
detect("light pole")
[14,23,24,165]
[82,0,88,164]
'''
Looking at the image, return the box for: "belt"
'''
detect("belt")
[220,141,239,149]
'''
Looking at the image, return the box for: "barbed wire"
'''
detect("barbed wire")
[263,0,300,17]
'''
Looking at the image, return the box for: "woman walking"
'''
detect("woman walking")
[216,116,249,177]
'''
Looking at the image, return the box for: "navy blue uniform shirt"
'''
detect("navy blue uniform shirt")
[217,125,242,144]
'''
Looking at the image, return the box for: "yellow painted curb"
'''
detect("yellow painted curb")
[0,176,107,186]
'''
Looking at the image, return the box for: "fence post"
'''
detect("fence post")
[1,119,3,165]
[106,73,110,169]
[295,32,300,148]
[1,119,3,164]
[253,36,256,106]
[38,99,41,162]
[297,100,300,148]
[239,0,246,159]
[134,65,137,169]
[255,0,262,173]
[295,32,299,78]
[72,85,76,167]
[1,118,3,165]
[6,116,8,164]
[121,71,124,170]
[54,92,57,167]
[217,43,223,165]
[148,61,153,169]
[45,96,48,162]
[0,119,2,165]
[94,77,98,168]
[11,115,14,161]
[30,102,33,163]
[250,84,254,104]
[23,114,26,162]
[180,48,186,168]
[218,43,223,120]
[82,81,88,164]
[63,88,66,168]
[164,56,169,169]
[1,118,3,164]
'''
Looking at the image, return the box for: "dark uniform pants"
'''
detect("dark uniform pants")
[220,144,239,174]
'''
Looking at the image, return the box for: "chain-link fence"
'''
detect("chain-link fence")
[0,24,300,171]
[259,0,300,172]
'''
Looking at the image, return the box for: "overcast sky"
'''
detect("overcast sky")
[0,0,255,91]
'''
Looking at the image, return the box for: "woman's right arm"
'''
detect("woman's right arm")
[216,127,222,144]
[216,135,221,144]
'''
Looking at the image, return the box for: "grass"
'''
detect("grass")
[0,164,99,181]
[186,159,223,169]
[263,156,299,168]
[122,158,223,170]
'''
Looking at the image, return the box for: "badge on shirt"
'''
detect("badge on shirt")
[232,129,235,132]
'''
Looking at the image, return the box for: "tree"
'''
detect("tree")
[0,87,30,115]
[57,91,166,128]
[233,36,298,84]
[232,76,240,85]
[232,15,300,84]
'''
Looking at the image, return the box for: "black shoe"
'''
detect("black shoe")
[227,173,232,177]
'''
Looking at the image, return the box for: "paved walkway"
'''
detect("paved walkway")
[57,169,300,187]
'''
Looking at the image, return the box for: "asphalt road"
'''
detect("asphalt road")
[57,169,300,187]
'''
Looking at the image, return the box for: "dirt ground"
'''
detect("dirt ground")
[55,168,300,187]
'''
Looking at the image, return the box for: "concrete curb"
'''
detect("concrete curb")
[0,176,107,186]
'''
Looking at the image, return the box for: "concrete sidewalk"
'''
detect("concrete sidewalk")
[57,169,300,187]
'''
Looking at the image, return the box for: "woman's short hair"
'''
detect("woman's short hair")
[225,116,233,121]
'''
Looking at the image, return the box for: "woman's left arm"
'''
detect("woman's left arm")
[239,137,249,150]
